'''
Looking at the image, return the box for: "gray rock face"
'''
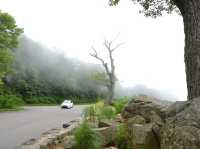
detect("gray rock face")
[94,126,117,146]
[123,96,168,149]
[128,123,160,149]
[161,97,200,149]
[126,115,146,125]
[125,96,200,149]
[165,100,190,118]
[122,96,166,121]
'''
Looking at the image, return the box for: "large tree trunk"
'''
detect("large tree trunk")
[175,0,200,100]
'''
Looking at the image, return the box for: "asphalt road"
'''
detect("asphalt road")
[0,106,85,149]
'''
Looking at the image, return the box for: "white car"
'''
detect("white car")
[61,100,73,109]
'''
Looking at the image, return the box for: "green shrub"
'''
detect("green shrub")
[0,94,24,109]
[74,122,101,149]
[23,95,103,105]
[84,101,105,124]
[101,105,116,120]
[113,97,129,114]
[70,96,102,104]
[84,101,117,123]
[24,96,58,104]
[116,124,130,149]
[84,104,97,122]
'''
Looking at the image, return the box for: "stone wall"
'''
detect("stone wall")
[17,119,81,149]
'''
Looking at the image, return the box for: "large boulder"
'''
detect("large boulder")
[161,97,200,149]
[126,115,146,125]
[122,96,167,121]
[121,96,200,149]
[122,96,169,149]
[94,126,117,146]
[128,123,160,149]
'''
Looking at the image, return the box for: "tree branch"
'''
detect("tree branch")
[90,47,110,76]
[112,42,124,52]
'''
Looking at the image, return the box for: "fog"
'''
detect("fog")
[0,0,187,100]
[115,84,178,101]
[7,36,107,99]
[2,36,178,101]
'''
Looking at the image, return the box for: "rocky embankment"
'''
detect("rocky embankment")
[123,96,200,149]
[18,96,200,149]
[17,119,81,149]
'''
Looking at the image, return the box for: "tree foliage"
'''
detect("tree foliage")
[0,11,23,84]
[109,0,179,18]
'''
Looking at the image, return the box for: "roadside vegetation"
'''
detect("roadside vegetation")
[74,122,102,149]
[0,94,24,111]
[72,97,130,149]
[84,97,129,121]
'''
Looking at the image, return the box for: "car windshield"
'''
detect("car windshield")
[64,100,71,103]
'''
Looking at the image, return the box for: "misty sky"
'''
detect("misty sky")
[0,0,186,100]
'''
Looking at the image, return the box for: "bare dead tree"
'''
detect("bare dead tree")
[90,39,123,104]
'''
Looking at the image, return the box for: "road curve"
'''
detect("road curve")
[0,106,85,149]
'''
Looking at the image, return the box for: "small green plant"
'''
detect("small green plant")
[113,97,129,114]
[84,104,96,122]
[116,124,130,149]
[84,101,117,123]
[74,122,101,149]
[84,101,104,119]
[101,105,116,120]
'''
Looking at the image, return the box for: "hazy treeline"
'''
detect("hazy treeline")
[115,84,178,101]
[2,36,178,105]
[4,36,106,104]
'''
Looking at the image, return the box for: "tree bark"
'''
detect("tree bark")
[90,40,121,104]
[174,0,200,100]
[106,77,115,105]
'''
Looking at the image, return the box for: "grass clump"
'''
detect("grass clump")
[84,104,97,123]
[74,122,101,149]
[84,101,117,124]
[113,97,129,114]
[101,105,116,120]
[116,124,131,149]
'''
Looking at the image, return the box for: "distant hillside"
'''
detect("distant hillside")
[5,36,107,103]
[115,84,178,101]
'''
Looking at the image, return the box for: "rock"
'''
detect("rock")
[126,115,146,125]
[63,136,75,149]
[17,119,81,149]
[99,120,113,128]
[94,126,117,146]
[22,138,37,145]
[128,123,160,149]
[161,97,200,149]
[165,100,190,118]
[122,96,167,121]
[63,123,70,128]
[99,118,121,128]
[123,96,168,149]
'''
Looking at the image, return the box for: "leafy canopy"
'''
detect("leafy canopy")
[0,11,23,84]
[109,0,179,18]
